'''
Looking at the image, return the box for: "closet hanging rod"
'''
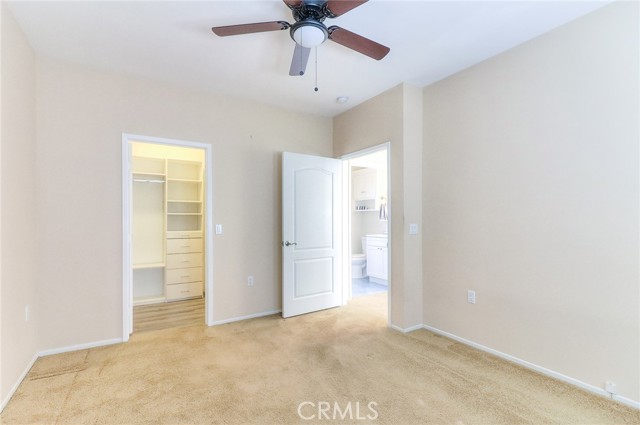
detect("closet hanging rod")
[132,178,165,184]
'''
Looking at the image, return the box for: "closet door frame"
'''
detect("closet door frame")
[121,133,214,341]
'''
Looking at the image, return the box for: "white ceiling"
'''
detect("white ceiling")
[7,1,608,117]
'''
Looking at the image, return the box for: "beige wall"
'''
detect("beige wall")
[35,57,332,350]
[1,1,4,403]
[0,4,39,403]
[334,84,424,329]
[423,1,639,402]
[401,84,423,327]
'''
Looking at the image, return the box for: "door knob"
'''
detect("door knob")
[282,241,297,247]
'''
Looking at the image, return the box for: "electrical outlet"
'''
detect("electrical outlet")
[605,381,617,394]
[467,290,476,304]
[409,223,418,235]
[247,276,254,286]
[215,224,223,235]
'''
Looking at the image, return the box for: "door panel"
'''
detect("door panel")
[282,152,342,318]
[294,168,333,249]
[294,257,334,297]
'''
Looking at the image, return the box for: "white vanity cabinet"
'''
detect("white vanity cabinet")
[366,235,388,285]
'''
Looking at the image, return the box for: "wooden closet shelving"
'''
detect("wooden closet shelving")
[132,156,204,306]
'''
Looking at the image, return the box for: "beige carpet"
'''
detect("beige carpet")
[2,293,638,424]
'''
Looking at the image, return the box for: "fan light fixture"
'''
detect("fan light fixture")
[211,0,391,79]
[291,21,328,48]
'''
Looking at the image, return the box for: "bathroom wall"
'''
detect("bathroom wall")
[351,209,386,254]
[351,164,388,254]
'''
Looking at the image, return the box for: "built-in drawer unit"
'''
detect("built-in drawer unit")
[166,281,203,301]
[166,238,202,254]
[167,230,202,239]
[166,252,203,269]
[165,233,203,301]
[166,267,203,285]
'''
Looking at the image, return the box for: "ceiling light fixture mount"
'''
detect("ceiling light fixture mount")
[336,96,349,104]
[291,19,328,48]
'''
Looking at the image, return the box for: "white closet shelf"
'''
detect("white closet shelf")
[167,213,202,216]
[167,200,201,203]
[133,179,165,184]
[133,262,165,270]
[167,178,201,183]
[133,171,165,176]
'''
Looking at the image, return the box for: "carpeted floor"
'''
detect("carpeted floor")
[2,293,638,424]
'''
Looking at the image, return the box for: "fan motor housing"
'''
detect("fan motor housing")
[291,0,329,22]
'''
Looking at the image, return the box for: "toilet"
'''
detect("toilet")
[351,237,367,279]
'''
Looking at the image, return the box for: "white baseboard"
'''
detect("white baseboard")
[614,395,640,410]
[369,277,388,286]
[0,352,39,413]
[423,325,640,410]
[210,310,281,326]
[38,338,123,357]
[389,323,423,333]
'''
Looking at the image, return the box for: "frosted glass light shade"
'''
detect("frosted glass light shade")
[292,24,327,48]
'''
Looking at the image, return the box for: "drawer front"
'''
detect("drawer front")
[166,267,203,284]
[167,231,202,239]
[166,281,202,301]
[166,253,203,269]
[366,237,388,248]
[167,238,202,254]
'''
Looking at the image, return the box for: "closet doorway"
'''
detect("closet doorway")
[122,134,213,340]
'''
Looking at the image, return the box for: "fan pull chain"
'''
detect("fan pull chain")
[314,47,319,92]
[300,33,305,76]
[299,47,304,76]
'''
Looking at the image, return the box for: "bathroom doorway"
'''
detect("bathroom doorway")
[341,143,390,319]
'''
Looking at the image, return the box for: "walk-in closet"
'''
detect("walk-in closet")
[130,142,206,332]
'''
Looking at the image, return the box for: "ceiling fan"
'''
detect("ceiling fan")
[211,0,390,76]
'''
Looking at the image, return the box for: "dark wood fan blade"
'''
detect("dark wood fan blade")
[327,26,389,60]
[289,44,311,76]
[212,21,289,37]
[325,0,368,17]
[283,0,303,9]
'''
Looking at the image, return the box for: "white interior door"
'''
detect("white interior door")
[282,152,342,318]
